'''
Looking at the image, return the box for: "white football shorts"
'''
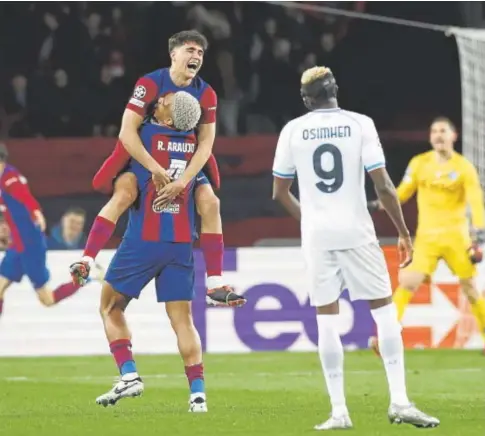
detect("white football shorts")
[304,241,392,307]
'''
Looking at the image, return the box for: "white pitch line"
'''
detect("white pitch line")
[2,367,483,383]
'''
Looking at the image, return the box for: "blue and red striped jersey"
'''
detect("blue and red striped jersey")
[0,165,43,252]
[125,123,199,243]
[125,68,217,125]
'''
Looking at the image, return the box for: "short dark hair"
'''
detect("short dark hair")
[168,30,208,53]
[300,67,338,110]
[64,207,86,218]
[431,116,457,132]
[0,143,8,162]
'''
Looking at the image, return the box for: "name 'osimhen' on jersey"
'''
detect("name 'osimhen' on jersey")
[272,108,386,250]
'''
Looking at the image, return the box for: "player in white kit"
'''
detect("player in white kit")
[272,67,439,431]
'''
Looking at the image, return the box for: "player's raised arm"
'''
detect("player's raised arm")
[396,156,419,204]
[368,152,420,213]
[272,122,301,221]
[119,77,170,186]
[178,86,217,187]
[463,160,485,234]
[2,173,45,232]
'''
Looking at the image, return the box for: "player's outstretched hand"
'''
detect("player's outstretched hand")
[153,180,185,209]
[33,210,46,232]
[152,167,171,192]
[397,234,413,268]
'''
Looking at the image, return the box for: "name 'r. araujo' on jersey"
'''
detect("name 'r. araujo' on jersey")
[272,108,386,251]
[126,121,199,244]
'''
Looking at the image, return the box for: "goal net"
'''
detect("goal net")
[449,27,485,188]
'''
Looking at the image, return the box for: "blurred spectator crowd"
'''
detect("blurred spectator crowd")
[0,1,359,139]
[0,206,87,251]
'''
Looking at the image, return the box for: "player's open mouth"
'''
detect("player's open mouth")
[187,61,199,71]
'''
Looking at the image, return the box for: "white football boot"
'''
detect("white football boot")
[96,373,144,407]
[188,393,208,413]
[314,414,353,430]
[388,403,440,428]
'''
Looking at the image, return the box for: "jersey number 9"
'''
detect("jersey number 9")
[312,143,343,193]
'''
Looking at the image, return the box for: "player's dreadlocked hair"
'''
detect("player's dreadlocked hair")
[168,30,209,53]
[172,91,202,131]
[300,66,338,111]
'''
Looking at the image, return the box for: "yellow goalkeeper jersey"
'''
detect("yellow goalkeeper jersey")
[397,150,485,237]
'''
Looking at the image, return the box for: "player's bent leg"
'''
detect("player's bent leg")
[369,270,427,356]
[195,183,246,308]
[314,300,352,431]
[92,141,131,193]
[444,240,485,342]
[369,297,439,428]
[71,172,137,286]
[460,278,485,340]
[0,249,24,317]
[166,300,207,413]
[35,280,82,307]
[392,240,439,324]
[394,270,427,320]
[96,281,143,407]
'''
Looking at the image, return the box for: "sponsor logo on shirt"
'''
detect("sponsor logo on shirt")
[152,201,180,214]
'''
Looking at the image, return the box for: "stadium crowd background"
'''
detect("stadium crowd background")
[0,1,469,248]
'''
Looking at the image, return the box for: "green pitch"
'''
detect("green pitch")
[0,350,483,435]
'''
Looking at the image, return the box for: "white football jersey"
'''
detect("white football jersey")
[272,108,386,250]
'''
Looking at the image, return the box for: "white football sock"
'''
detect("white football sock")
[316,314,348,417]
[206,276,224,290]
[371,303,410,406]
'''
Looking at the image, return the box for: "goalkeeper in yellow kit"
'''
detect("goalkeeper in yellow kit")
[369,117,485,352]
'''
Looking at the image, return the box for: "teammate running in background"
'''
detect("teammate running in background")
[95,91,208,412]
[272,66,439,430]
[369,117,485,351]
[0,144,86,316]
[70,30,245,308]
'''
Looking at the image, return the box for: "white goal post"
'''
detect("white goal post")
[448,27,485,188]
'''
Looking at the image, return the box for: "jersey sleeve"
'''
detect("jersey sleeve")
[272,122,296,179]
[3,173,41,214]
[125,75,159,117]
[463,160,485,228]
[199,86,217,124]
[361,117,386,172]
[396,156,419,203]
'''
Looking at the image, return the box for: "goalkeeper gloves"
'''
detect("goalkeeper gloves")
[468,243,483,264]
[469,228,485,264]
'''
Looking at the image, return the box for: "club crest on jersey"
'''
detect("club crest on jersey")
[152,201,180,214]
[448,171,458,180]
